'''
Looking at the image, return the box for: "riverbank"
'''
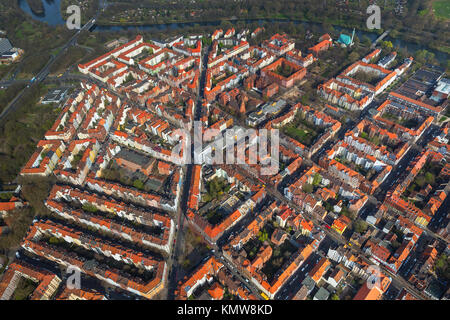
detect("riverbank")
[17,0,449,65]
[26,0,44,15]
[93,15,449,61]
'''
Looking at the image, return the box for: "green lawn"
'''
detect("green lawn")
[436,45,450,54]
[275,63,296,78]
[12,277,38,300]
[261,240,298,283]
[433,0,450,19]
[284,126,309,142]
[381,112,420,129]
[418,8,429,16]
[282,117,322,147]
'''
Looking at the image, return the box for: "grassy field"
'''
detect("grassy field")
[284,126,311,144]
[282,114,324,147]
[433,0,450,20]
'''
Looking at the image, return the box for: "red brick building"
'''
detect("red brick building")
[261,58,306,88]
[263,83,279,98]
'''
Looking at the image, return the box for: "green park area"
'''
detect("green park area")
[359,130,400,154]
[433,0,450,20]
[202,177,231,203]
[101,159,166,193]
[282,113,324,147]
[202,178,233,225]
[403,160,444,208]
[241,220,298,282]
[261,240,298,282]
[359,131,381,146]
[179,228,211,272]
[381,112,420,129]
[0,85,61,185]
[275,61,296,78]
[435,254,450,281]
[302,173,323,194]
[351,70,383,86]
[12,277,38,300]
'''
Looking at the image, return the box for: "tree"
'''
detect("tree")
[348,51,360,63]
[312,173,322,186]
[301,93,310,105]
[123,73,135,84]
[434,254,450,281]
[415,49,435,65]
[49,236,61,245]
[390,29,400,38]
[220,20,232,30]
[202,36,212,46]
[133,179,144,190]
[0,206,37,252]
[331,293,340,300]
[425,172,435,185]
[302,183,313,193]
[295,24,305,37]
[258,230,269,242]
[341,207,356,220]
[381,40,393,52]
[416,175,426,188]
[362,36,372,47]
[286,22,296,35]
[323,21,334,33]
[82,203,98,213]
[353,219,368,234]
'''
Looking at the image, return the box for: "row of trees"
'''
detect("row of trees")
[0,84,60,184]
[98,0,449,52]
[0,176,55,254]
[202,177,231,202]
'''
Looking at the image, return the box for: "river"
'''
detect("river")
[17,0,449,63]
[18,0,66,26]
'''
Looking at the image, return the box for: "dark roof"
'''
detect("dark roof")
[271,229,286,242]
[116,149,152,167]
[0,51,16,57]
[293,285,309,300]
[302,275,316,291]
[42,88,69,104]
[0,38,13,55]
[314,287,330,300]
